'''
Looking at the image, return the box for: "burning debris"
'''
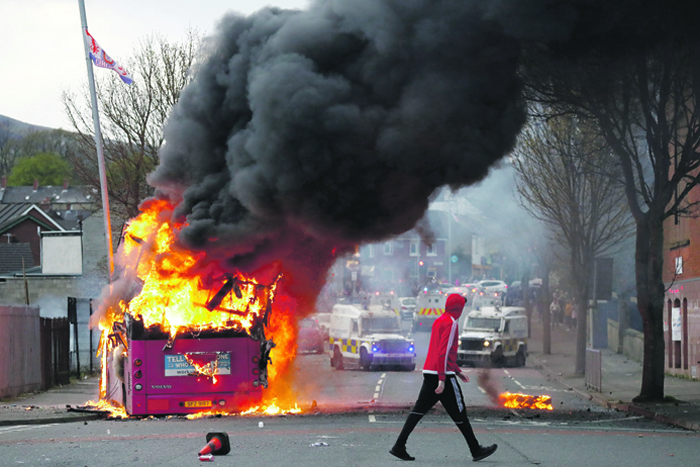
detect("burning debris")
[498,392,553,411]
[477,369,553,411]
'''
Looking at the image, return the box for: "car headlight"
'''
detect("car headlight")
[483,340,490,347]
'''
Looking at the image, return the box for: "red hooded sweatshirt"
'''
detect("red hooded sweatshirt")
[423,294,465,381]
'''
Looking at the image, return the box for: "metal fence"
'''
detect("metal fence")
[67,297,99,376]
[40,317,71,387]
[585,347,602,392]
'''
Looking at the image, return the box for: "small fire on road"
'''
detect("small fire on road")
[498,392,553,411]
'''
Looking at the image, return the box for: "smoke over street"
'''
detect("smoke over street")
[146,0,689,307]
[148,0,527,304]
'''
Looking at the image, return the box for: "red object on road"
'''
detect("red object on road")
[198,432,231,456]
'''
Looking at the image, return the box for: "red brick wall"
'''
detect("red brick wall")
[5,219,47,266]
[664,184,700,282]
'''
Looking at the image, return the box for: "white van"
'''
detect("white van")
[328,302,416,371]
[370,293,400,316]
[412,291,446,332]
[457,303,528,367]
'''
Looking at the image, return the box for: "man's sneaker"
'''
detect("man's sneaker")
[389,445,415,461]
[472,444,497,462]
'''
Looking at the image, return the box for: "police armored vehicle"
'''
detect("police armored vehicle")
[457,301,528,367]
[329,301,416,371]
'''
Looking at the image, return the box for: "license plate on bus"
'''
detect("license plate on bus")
[184,400,212,408]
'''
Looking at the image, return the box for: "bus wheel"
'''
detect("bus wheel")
[332,347,344,370]
[516,348,526,367]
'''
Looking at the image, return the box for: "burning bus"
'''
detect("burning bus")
[113,274,279,416]
[92,200,296,417]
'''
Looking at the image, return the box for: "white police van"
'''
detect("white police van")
[457,301,528,367]
[328,301,416,371]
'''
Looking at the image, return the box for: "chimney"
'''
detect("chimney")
[1,175,6,189]
[63,178,69,190]
[33,179,38,191]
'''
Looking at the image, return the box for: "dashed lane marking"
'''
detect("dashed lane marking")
[368,415,376,423]
[372,373,387,403]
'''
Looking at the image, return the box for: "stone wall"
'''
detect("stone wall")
[607,318,644,362]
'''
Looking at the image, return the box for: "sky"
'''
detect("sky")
[0,0,310,130]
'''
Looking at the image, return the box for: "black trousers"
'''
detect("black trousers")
[395,374,480,453]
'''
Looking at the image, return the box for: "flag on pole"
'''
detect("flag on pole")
[84,29,133,84]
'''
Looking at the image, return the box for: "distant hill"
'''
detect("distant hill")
[0,115,53,140]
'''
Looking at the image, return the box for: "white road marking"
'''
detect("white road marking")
[368,415,376,423]
[371,373,388,403]
[504,370,510,375]
[0,423,60,434]
[478,387,486,394]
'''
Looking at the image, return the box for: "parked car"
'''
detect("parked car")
[298,318,326,354]
[399,296,417,319]
[477,280,508,294]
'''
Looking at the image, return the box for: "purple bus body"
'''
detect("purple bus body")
[125,336,263,415]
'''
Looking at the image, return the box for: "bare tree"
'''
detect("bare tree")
[0,125,14,178]
[524,35,700,400]
[62,30,200,219]
[513,114,633,374]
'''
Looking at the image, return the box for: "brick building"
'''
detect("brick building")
[663,183,700,379]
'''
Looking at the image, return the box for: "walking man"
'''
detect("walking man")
[390,294,498,462]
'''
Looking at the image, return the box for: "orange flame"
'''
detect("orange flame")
[82,399,129,419]
[94,199,300,416]
[185,400,302,420]
[498,392,553,410]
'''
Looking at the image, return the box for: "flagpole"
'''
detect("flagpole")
[78,0,114,279]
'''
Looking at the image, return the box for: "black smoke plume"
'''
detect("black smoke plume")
[148,0,699,305]
[149,0,530,304]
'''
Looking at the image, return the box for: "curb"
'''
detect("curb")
[0,412,100,427]
[530,354,698,432]
[627,404,700,432]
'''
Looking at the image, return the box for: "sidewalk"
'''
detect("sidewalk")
[0,376,101,426]
[528,318,700,432]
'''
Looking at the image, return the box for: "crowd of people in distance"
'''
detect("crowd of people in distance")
[547,290,577,330]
